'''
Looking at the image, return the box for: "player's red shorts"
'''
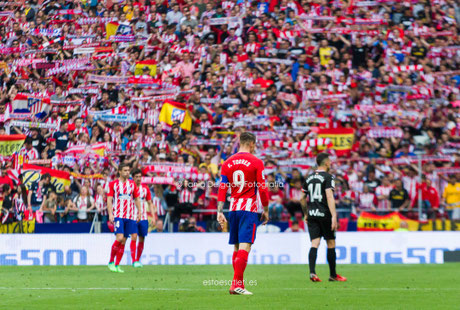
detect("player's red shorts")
[228,211,259,245]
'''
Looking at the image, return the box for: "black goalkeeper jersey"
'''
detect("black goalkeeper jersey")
[303,170,335,219]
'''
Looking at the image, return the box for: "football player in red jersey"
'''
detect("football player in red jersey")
[107,164,142,273]
[131,169,156,268]
[217,132,270,295]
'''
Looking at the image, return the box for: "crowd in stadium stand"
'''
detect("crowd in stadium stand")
[0,0,459,231]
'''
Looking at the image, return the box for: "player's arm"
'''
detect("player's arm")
[107,182,114,223]
[217,164,229,228]
[27,189,32,210]
[326,188,337,231]
[107,196,114,223]
[256,159,270,224]
[300,193,308,222]
[146,188,156,225]
[148,200,156,226]
[325,175,337,231]
[301,180,309,222]
[133,183,142,222]
[135,197,142,222]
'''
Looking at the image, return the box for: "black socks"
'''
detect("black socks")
[327,248,337,278]
[309,247,318,274]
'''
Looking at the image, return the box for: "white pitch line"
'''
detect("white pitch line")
[0,287,457,292]
[0,287,219,291]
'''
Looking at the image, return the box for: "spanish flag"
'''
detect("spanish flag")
[357,212,419,231]
[134,59,157,77]
[317,128,355,156]
[105,21,119,40]
[159,101,192,131]
[0,135,26,156]
[22,163,71,194]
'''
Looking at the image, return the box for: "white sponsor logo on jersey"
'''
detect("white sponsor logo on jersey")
[309,209,325,217]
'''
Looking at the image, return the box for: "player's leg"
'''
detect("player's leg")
[324,220,346,282]
[232,244,239,271]
[309,238,321,281]
[136,235,145,266]
[325,242,347,281]
[130,231,138,266]
[231,242,252,295]
[307,218,322,282]
[115,219,132,272]
[228,211,245,294]
[115,235,127,273]
[135,220,148,267]
[230,211,257,295]
[109,218,125,271]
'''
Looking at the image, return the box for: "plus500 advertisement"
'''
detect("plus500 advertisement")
[0,232,458,266]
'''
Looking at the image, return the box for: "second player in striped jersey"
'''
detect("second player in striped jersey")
[131,170,156,268]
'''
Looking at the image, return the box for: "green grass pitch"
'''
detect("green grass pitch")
[0,264,459,310]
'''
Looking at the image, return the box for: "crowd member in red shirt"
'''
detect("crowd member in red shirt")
[412,177,440,219]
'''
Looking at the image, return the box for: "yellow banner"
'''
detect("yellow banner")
[317,128,354,156]
[105,22,119,40]
[134,63,157,77]
[22,164,71,194]
[0,135,26,156]
[0,219,35,234]
[358,211,459,231]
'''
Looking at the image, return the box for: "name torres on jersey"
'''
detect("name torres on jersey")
[228,159,252,168]
[218,152,269,213]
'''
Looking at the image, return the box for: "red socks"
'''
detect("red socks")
[137,241,144,262]
[130,240,137,262]
[115,242,125,266]
[112,240,144,265]
[110,240,121,263]
[232,251,237,271]
[233,250,249,288]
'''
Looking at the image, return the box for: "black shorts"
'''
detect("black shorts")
[307,217,336,241]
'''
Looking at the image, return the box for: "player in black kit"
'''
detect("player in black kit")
[301,153,347,282]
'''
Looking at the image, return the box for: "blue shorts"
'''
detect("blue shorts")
[114,217,136,237]
[135,220,149,237]
[228,211,259,245]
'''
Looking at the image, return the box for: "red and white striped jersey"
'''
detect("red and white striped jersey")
[375,185,393,210]
[14,194,26,213]
[402,176,418,202]
[244,43,261,54]
[143,135,156,148]
[126,139,146,152]
[179,188,194,204]
[288,187,303,201]
[171,45,189,54]
[137,184,152,221]
[107,179,140,220]
[222,0,235,11]
[277,30,300,44]
[73,124,89,136]
[95,194,108,216]
[145,108,160,126]
[20,147,39,160]
[359,193,377,209]
[152,196,166,216]
[161,33,178,44]
[218,152,269,213]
